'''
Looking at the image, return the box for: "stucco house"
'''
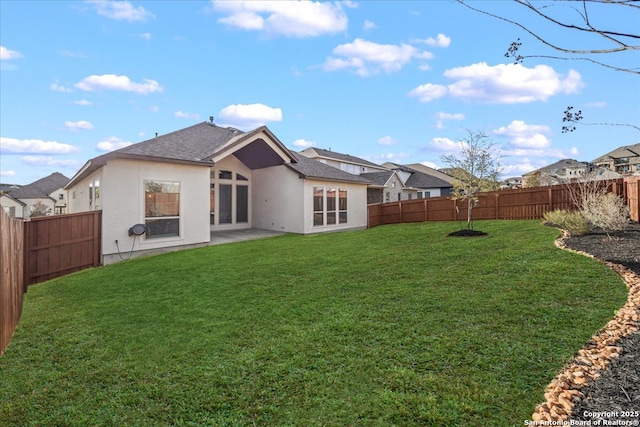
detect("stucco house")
[382,162,453,199]
[0,172,69,218]
[593,143,640,176]
[65,121,370,264]
[522,159,590,186]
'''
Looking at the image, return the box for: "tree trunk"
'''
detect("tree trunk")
[467,198,473,230]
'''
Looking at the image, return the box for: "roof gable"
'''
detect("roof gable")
[10,172,69,199]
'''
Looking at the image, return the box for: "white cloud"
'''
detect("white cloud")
[0,45,23,60]
[1,137,78,154]
[363,20,376,30]
[174,111,201,120]
[149,105,160,112]
[60,50,87,58]
[367,151,409,164]
[435,112,465,129]
[218,103,283,129]
[377,136,398,146]
[417,33,451,48]
[18,156,82,169]
[493,120,552,148]
[213,0,348,38]
[0,169,16,177]
[75,74,163,94]
[51,83,73,93]
[74,100,92,106]
[324,38,433,76]
[64,120,94,131]
[430,137,465,153]
[586,101,607,108]
[292,138,315,148]
[408,83,447,102]
[85,0,155,22]
[410,62,584,104]
[501,162,537,176]
[96,136,132,152]
[501,147,579,159]
[140,32,152,40]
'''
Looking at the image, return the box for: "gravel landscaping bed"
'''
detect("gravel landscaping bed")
[563,222,640,422]
[531,221,640,423]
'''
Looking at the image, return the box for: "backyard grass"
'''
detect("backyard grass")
[0,220,628,426]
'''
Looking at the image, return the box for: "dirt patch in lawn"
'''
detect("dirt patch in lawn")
[531,221,640,423]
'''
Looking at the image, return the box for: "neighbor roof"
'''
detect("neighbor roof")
[287,153,371,184]
[302,147,382,169]
[523,159,588,176]
[10,172,69,199]
[593,143,640,162]
[360,171,395,186]
[385,163,453,189]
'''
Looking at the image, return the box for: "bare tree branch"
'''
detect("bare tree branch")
[457,0,640,74]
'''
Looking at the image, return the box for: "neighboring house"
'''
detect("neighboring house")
[360,170,414,204]
[593,143,640,176]
[66,121,370,264]
[0,172,69,218]
[298,147,388,175]
[0,193,26,218]
[522,159,590,187]
[382,162,453,199]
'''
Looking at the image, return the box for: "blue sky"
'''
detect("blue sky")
[1,0,638,185]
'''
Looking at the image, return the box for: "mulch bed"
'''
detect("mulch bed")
[531,221,640,423]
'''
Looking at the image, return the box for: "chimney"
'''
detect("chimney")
[209,116,214,123]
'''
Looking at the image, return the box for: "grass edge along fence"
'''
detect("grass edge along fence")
[368,178,635,228]
[0,208,26,356]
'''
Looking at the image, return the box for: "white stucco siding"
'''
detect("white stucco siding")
[252,165,305,233]
[67,170,103,213]
[100,158,210,261]
[302,179,368,234]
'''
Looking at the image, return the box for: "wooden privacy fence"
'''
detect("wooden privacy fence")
[1,208,25,356]
[368,178,636,228]
[626,176,640,222]
[24,210,102,285]
[0,210,102,355]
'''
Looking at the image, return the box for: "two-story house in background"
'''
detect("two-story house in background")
[593,143,640,176]
[0,172,69,218]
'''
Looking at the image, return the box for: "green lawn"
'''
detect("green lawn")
[0,221,628,426]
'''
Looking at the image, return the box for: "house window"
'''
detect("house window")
[219,170,232,180]
[219,184,232,224]
[145,180,180,238]
[313,187,348,226]
[59,194,64,200]
[236,185,248,223]
[339,188,347,224]
[327,188,337,225]
[210,184,215,225]
[313,187,324,226]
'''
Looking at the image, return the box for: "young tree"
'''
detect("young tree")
[29,199,50,218]
[441,130,502,230]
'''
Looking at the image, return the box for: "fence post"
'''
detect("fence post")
[424,199,427,222]
[22,220,29,291]
[495,193,499,219]
[548,187,553,212]
[398,201,402,224]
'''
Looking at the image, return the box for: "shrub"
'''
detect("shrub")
[543,209,591,235]
[581,192,629,231]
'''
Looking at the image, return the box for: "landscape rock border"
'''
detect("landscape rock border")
[530,230,640,422]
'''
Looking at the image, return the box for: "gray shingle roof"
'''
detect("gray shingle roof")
[117,122,244,162]
[360,171,394,186]
[287,153,371,184]
[593,143,640,162]
[10,172,69,199]
[305,147,382,168]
